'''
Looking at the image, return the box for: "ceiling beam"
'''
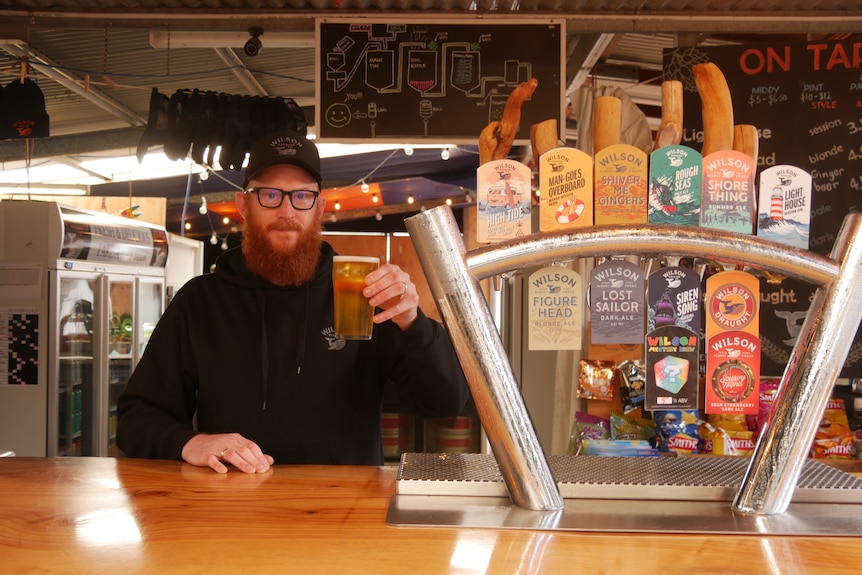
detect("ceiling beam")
[0,128,143,163]
[50,156,113,182]
[0,40,147,128]
[1,11,859,34]
[565,33,617,95]
[211,47,269,97]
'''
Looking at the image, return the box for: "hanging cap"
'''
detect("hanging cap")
[2,78,50,139]
[243,129,322,189]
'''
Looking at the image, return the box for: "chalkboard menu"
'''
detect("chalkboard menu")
[664,37,862,377]
[664,37,861,255]
[316,19,564,143]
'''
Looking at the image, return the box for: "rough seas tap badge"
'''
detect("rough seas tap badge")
[527,266,583,351]
[589,260,644,345]
[538,147,593,232]
[756,165,812,250]
[648,145,702,226]
[476,159,532,243]
[593,144,648,225]
[645,266,701,410]
[705,270,761,414]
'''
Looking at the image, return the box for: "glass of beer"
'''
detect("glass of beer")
[332,256,380,340]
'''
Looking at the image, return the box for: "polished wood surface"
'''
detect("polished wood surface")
[1,457,860,574]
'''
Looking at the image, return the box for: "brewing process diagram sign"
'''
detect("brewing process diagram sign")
[316,19,564,142]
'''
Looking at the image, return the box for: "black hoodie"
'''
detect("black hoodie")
[117,242,469,465]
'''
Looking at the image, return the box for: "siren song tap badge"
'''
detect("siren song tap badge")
[644,265,702,410]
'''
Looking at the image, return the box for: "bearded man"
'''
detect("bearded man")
[117,129,469,473]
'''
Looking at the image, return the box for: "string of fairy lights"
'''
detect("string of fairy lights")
[182,145,475,249]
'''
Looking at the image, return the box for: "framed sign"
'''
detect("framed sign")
[315,19,564,143]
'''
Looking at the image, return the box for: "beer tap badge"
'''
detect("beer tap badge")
[476,159,532,243]
[589,260,645,345]
[527,266,583,351]
[705,270,761,414]
[708,280,758,334]
[645,266,701,410]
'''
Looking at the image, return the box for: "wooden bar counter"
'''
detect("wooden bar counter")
[1,457,860,574]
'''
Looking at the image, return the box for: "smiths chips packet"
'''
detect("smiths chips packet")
[698,421,756,456]
[653,410,701,454]
[811,398,854,459]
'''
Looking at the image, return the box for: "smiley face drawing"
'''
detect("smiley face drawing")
[325,103,351,128]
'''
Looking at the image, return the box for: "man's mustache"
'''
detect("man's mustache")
[267,221,304,232]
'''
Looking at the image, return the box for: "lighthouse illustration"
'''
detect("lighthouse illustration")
[769,185,784,221]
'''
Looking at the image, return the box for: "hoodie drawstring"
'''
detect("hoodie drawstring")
[296,285,308,376]
[257,290,269,411]
[256,285,309,410]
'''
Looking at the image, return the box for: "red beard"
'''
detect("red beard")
[242,211,323,287]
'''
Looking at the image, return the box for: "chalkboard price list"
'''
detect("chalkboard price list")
[748,91,788,107]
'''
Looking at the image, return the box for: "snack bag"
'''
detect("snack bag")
[654,410,701,454]
[618,359,646,413]
[811,398,854,459]
[610,410,655,443]
[577,359,617,401]
[750,378,780,435]
[582,439,660,457]
[568,412,610,455]
[698,421,756,456]
[707,413,750,432]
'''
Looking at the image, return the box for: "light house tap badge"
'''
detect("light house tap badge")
[705,270,761,414]
[528,266,583,351]
[589,260,644,345]
[756,165,812,250]
[645,266,701,410]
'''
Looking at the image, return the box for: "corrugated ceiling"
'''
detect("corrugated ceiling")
[0,0,859,228]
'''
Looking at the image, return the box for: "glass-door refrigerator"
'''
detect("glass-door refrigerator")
[0,200,167,457]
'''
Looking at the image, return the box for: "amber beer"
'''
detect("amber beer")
[332,256,379,340]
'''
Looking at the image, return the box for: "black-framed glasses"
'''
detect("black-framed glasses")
[245,187,320,210]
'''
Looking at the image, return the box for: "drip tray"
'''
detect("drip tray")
[387,453,862,536]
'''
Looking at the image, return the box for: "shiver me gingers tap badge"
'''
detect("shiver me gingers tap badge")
[705,270,761,414]
[527,266,583,351]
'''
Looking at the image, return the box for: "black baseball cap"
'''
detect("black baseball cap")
[243,129,322,189]
[2,78,50,139]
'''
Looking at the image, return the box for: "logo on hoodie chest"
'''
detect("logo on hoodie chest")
[322,326,347,350]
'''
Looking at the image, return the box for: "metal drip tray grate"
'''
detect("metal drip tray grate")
[389,453,862,535]
[396,452,862,503]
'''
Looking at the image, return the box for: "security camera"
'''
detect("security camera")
[244,27,263,57]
